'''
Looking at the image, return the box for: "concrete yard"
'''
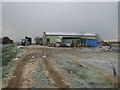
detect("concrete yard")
[2,45,118,88]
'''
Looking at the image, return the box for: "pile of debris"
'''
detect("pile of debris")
[100,46,118,52]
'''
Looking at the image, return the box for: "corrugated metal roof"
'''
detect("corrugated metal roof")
[82,33,96,36]
[104,40,118,42]
[44,32,80,36]
[44,32,96,36]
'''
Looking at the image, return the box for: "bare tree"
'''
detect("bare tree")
[96,33,102,42]
[34,37,43,44]
[80,31,85,35]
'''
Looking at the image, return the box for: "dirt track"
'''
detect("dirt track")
[2,45,118,88]
[4,49,38,88]
[3,46,70,88]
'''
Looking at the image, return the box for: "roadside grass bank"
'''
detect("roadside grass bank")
[1,44,24,78]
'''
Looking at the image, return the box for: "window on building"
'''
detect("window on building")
[47,38,50,42]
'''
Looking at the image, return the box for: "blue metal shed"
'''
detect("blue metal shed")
[80,38,98,47]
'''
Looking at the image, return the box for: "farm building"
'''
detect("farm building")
[42,32,98,47]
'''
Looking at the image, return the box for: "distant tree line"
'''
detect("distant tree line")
[1,36,13,44]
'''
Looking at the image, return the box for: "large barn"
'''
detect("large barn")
[42,32,98,47]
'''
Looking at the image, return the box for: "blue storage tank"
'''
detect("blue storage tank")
[80,38,98,47]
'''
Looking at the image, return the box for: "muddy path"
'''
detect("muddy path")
[5,49,37,88]
[3,46,70,88]
[2,46,118,88]
[42,59,69,88]
[41,48,69,88]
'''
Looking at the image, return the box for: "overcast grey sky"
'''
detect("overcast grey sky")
[2,2,118,42]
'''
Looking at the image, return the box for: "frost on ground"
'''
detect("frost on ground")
[29,64,54,88]
[66,50,118,77]
[56,53,118,88]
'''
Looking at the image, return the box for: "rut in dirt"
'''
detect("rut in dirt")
[42,49,69,88]
[5,47,70,88]
[43,59,69,88]
[5,50,35,88]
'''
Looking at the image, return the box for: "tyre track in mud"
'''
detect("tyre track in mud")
[41,48,69,88]
[5,49,36,88]
[3,46,118,88]
[4,47,70,88]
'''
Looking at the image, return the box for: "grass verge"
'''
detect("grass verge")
[1,44,23,78]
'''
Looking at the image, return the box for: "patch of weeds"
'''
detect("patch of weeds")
[2,44,22,78]
[29,64,53,88]
[57,54,88,77]
[0,67,2,81]
[56,54,116,88]
[2,51,17,66]
[2,65,11,78]
[56,54,91,87]
[2,44,17,66]
[75,67,89,79]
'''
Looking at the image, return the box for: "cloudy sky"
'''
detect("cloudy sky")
[2,2,118,42]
